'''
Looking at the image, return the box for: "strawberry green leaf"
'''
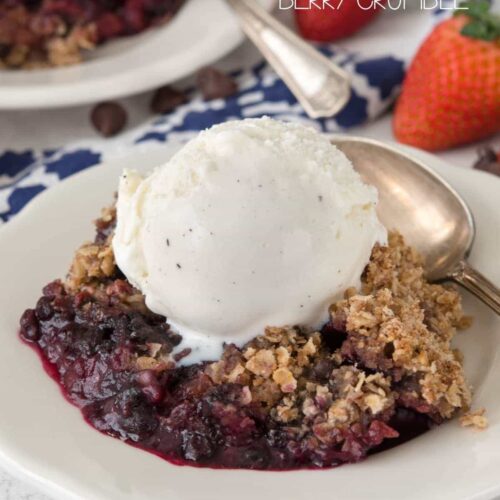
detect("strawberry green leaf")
[456,0,500,41]
[456,0,490,18]
[461,20,496,40]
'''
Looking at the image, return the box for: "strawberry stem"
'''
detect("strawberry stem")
[456,1,500,41]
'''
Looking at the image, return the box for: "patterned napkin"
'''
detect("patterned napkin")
[0,46,406,223]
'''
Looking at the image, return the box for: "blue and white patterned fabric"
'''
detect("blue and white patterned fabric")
[0,47,406,223]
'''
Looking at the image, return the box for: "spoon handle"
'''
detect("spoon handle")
[452,260,500,315]
[225,0,351,119]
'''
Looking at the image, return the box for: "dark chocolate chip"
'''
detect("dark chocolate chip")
[479,162,500,177]
[472,146,500,177]
[196,66,238,101]
[150,85,187,114]
[90,101,128,137]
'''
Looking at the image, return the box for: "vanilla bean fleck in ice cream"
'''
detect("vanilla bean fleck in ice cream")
[113,118,386,363]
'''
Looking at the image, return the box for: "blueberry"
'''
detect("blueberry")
[181,430,215,461]
[111,388,158,440]
[237,447,270,469]
[36,296,54,321]
[42,281,64,298]
[20,309,41,342]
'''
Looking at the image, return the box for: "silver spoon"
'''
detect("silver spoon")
[225,0,351,119]
[331,136,500,315]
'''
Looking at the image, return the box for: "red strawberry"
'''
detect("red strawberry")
[394,1,500,151]
[294,0,383,42]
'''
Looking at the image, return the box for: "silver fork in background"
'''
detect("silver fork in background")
[226,0,351,119]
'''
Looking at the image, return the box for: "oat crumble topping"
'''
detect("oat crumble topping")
[460,408,488,430]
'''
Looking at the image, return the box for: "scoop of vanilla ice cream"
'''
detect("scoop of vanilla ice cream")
[113,118,386,363]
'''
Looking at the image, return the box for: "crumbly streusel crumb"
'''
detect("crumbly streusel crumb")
[66,241,115,290]
[460,408,488,430]
[332,233,471,420]
[65,206,117,291]
[362,232,467,340]
[46,24,96,67]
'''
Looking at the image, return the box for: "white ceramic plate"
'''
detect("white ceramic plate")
[0,140,499,500]
[0,0,273,110]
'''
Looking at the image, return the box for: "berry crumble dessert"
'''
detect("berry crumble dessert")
[0,0,185,69]
[19,119,475,470]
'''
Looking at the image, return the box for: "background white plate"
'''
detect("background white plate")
[0,0,273,110]
[0,140,499,500]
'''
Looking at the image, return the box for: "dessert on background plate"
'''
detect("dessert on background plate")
[19,118,476,470]
[0,0,185,69]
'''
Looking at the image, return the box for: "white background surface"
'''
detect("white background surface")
[0,6,498,500]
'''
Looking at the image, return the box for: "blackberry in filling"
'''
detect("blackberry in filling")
[19,205,472,470]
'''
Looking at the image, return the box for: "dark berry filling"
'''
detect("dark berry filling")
[19,279,432,471]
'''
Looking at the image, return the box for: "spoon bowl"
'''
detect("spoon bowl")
[331,136,500,314]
